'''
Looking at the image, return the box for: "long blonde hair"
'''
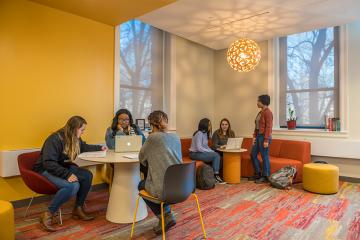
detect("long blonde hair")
[58,116,87,161]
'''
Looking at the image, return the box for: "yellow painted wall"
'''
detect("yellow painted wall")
[0,0,114,201]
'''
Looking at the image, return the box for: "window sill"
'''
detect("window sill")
[272,128,349,138]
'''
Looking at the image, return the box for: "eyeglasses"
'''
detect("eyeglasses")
[118,118,130,122]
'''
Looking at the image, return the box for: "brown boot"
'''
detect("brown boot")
[72,206,95,221]
[51,211,62,225]
[40,211,57,232]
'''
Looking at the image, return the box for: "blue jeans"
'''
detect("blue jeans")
[189,151,221,174]
[251,135,271,177]
[42,165,93,214]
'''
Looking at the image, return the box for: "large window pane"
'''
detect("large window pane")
[119,20,164,119]
[280,27,339,128]
[120,88,153,119]
[286,91,335,126]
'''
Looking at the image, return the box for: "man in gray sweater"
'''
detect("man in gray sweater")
[138,111,182,235]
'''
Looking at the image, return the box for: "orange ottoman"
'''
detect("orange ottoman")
[0,200,15,240]
[303,163,339,194]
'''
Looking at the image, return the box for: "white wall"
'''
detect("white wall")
[348,21,360,139]
[214,41,268,137]
[174,36,215,137]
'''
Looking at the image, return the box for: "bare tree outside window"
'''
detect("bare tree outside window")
[119,20,164,119]
[279,27,339,128]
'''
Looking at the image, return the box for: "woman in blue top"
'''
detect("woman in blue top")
[104,109,147,181]
[105,109,146,149]
[189,118,224,183]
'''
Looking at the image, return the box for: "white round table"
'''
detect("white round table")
[78,150,148,223]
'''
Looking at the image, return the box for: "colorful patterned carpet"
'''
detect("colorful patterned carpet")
[15,180,360,240]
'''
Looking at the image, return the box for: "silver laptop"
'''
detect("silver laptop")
[115,135,142,153]
[226,138,243,150]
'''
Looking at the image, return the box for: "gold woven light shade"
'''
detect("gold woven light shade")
[227,38,261,72]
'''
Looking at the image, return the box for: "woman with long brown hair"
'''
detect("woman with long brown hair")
[33,116,107,231]
[212,118,236,150]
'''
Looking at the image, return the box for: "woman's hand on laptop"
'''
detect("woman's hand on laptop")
[101,146,108,151]
[220,145,226,149]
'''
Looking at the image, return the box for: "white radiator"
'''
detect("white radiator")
[0,148,101,177]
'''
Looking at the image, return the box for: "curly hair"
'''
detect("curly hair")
[148,110,168,131]
[111,109,137,136]
[258,94,270,106]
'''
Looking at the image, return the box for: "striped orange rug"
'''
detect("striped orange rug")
[15,181,360,240]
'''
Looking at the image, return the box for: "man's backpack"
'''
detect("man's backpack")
[196,164,216,190]
[269,166,297,189]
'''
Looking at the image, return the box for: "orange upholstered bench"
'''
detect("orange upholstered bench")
[240,138,311,183]
[180,138,213,169]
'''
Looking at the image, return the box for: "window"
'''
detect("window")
[118,20,164,119]
[279,27,339,128]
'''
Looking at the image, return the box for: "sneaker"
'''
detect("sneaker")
[214,175,226,184]
[248,174,261,181]
[255,176,269,184]
[153,212,176,235]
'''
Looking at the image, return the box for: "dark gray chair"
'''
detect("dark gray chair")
[130,162,207,239]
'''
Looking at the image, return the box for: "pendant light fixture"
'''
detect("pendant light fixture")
[226,38,261,72]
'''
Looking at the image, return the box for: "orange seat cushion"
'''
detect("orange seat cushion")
[139,190,162,203]
[240,137,309,183]
[181,138,211,169]
[183,157,204,168]
[268,157,303,183]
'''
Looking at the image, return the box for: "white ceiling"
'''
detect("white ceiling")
[138,0,360,50]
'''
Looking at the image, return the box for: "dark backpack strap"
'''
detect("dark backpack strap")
[313,161,328,164]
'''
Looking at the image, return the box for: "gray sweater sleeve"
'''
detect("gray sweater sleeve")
[139,136,150,166]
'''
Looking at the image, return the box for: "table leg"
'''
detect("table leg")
[223,152,241,184]
[106,162,148,223]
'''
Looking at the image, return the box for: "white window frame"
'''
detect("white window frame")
[268,25,349,137]
[114,25,177,130]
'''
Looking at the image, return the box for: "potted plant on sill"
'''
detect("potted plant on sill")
[287,106,297,130]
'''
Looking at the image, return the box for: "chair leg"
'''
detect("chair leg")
[193,193,207,239]
[24,196,34,218]
[59,208,63,225]
[161,202,166,240]
[130,196,140,239]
